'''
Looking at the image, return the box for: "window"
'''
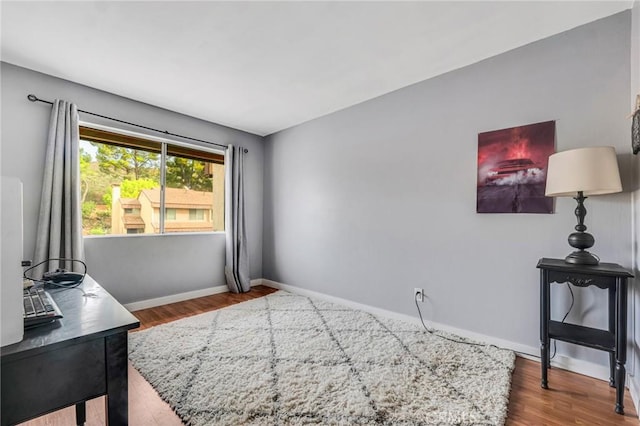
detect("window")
[79,125,224,236]
[189,209,204,221]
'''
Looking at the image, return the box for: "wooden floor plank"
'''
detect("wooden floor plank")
[18,285,639,425]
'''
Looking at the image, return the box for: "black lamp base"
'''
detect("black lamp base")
[565,250,599,265]
[563,192,599,266]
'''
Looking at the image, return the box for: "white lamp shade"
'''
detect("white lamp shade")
[545,146,622,197]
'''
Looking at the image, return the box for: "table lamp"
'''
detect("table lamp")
[545,146,622,265]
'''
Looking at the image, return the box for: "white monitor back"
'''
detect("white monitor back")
[1,176,24,346]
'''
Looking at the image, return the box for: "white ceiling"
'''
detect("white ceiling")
[1,1,632,136]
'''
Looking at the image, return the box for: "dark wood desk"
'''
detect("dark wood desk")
[537,258,633,414]
[1,276,139,425]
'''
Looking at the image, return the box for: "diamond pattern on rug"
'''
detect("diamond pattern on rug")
[129,291,515,425]
[276,360,376,421]
[273,328,345,363]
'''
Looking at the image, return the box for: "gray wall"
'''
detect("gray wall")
[631,0,640,407]
[263,12,633,366]
[1,62,264,304]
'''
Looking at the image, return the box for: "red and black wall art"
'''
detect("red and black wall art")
[477,121,555,213]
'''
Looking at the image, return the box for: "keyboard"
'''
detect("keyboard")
[23,286,63,328]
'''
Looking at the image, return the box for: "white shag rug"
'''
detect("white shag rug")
[129,291,515,425]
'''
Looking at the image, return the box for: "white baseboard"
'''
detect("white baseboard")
[262,279,615,383]
[630,376,640,419]
[125,285,228,311]
[125,279,263,312]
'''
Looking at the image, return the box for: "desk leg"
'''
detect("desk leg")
[75,402,86,425]
[105,332,129,425]
[615,278,627,415]
[540,270,550,389]
[608,285,615,387]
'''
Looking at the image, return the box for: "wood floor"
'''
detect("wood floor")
[19,285,638,425]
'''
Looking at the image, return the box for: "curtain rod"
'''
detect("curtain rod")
[27,94,248,153]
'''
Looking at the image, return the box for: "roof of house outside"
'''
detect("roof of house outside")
[119,198,141,208]
[140,187,214,208]
[122,214,145,228]
[122,213,144,228]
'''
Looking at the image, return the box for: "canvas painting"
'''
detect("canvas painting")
[477,121,555,213]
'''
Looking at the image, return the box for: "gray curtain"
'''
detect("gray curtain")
[34,100,84,277]
[224,144,250,293]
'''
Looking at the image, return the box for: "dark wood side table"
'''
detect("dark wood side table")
[537,258,633,414]
[1,276,139,425]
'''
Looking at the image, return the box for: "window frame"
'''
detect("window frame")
[79,121,225,237]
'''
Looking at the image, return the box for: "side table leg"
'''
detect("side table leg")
[540,271,550,389]
[608,286,615,387]
[615,362,626,414]
[540,342,549,389]
[614,278,628,415]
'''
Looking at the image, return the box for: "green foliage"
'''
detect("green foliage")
[79,146,105,204]
[165,157,212,191]
[82,201,96,218]
[103,192,112,208]
[79,148,92,171]
[121,178,158,198]
[92,143,159,180]
[96,209,111,220]
[81,199,110,236]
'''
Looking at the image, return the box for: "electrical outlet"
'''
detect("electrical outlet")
[414,288,424,303]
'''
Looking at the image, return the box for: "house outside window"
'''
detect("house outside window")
[79,125,224,236]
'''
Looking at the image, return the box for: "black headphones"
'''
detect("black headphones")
[23,258,87,288]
